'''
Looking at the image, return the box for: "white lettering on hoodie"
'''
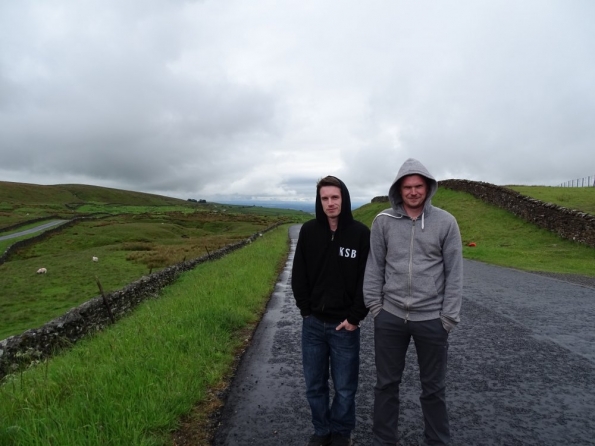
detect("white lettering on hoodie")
[339,247,358,258]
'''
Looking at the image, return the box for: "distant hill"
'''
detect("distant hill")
[0,181,190,207]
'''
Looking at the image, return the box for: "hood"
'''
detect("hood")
[315,176,354,228]
[388,158,437,211]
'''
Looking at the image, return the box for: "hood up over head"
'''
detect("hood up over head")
[315,176,354,229]
[388,158,437,211]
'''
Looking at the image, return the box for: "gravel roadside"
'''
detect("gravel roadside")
[527,270,595,289]
[213,226,595,445]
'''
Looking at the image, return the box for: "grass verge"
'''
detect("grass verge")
[0,225,291,446]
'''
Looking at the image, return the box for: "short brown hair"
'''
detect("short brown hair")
[316,176,341,194]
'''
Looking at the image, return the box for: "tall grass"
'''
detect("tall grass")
[0,225,290,446]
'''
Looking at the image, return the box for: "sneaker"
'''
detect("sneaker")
[331,435,352,446]
[307,433,332,446]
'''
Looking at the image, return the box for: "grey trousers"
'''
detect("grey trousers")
[372,310,450,446]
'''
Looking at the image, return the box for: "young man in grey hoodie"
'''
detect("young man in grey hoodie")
[363,158,463,446]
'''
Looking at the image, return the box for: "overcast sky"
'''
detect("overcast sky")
[1,1,594,203]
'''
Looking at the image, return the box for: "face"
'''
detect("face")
[319,185,342,220]
[400,175,428,212]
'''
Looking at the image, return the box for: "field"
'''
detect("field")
[0,181,310,340]
[0,180,311,228]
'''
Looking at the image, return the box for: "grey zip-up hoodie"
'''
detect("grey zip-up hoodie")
[363,158,463,331]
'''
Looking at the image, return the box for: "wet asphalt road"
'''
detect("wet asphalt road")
[213,225,595,445]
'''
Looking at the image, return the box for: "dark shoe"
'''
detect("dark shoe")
[307,433,332,446]
[331,435,352,446]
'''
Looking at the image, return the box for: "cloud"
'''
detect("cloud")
[1,0,594,202]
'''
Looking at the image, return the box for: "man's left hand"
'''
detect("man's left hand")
[336,319,358,331]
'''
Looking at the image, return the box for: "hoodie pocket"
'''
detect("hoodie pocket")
[311,285,348,313]
[382,273,409,302]
[412,273,440,304]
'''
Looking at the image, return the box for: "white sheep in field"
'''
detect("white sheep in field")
[92,256,99,262]
[36,268,47,274]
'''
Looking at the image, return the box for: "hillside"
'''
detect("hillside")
[0,181,190,206]
[0,181,309,229]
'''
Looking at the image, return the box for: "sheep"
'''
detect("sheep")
[92,256,99,262]
[36,268,47,274]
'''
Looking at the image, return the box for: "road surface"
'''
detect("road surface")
[214,225,595,445]
[0,220,69,241]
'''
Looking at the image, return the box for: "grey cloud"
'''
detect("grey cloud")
[1,0,594,201]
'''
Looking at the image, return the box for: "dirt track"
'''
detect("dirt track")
[213,225,595,445]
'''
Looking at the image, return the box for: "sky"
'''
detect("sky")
[1,0,594,204]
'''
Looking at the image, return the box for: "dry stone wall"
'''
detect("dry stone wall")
[0,223,282,381]
[440,180,595,248]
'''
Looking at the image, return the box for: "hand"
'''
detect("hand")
[336,319,358,331]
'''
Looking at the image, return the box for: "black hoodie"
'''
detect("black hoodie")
[291,177,370,325]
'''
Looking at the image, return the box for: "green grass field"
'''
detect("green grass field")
[0,182,309,340]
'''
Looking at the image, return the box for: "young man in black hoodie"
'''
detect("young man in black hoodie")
[292,176,370,446]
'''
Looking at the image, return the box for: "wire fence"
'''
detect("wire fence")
[559,175,595,187]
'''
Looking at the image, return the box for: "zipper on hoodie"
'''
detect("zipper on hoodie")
[322,230,336,311]
[404,219,416,323]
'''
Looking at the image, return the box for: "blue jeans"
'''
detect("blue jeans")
[302,315,360,437]
[373,310,450,446]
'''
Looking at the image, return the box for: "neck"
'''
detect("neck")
[404,206,423,219]
[328,217,338,232]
